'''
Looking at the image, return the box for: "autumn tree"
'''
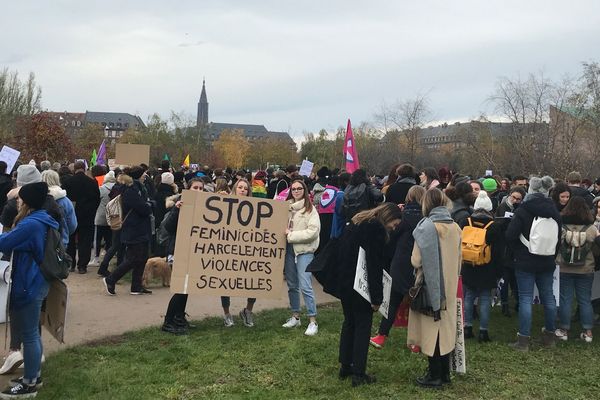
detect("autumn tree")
[0,68,42,143]
[247,136,299,170]
[11,113,73,163]
[73,122,105,159]
[213,129,250,169]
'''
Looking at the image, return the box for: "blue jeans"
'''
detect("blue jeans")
[559,273,594,330]
[515,269,556,337]
[284,244,317,317]
[11,280,49,384]
[464,285,492,330]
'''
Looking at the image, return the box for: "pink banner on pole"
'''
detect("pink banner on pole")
[343,119,360,173]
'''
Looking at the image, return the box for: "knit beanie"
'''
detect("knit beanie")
[161,172,175,185]
[16,165,42,187]
[482,178,498,192]
[317,167,330,178]
[104,170,116,184]
[528,176,554,196]
[474,191,493,212]
[19,182,48,210]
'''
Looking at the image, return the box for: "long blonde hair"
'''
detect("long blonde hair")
[421,188,452,217]
[13,201,32,228]
[351,203,402,242]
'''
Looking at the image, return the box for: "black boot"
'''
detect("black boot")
[351,373,376,387]
[173,314,195,329]
[502,304,511,317]
[161,318,187,335]
[478,329,491,343]
[416,356,443,388]
[339,365,353,380]
[464,326,474,339]
[440,354,451,385]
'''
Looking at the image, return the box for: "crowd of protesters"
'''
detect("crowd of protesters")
[1,156,600,396]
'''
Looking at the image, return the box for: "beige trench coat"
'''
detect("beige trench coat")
[407,221,462,357]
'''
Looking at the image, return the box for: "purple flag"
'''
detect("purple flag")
[96,140,107,166]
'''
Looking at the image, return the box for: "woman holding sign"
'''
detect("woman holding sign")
[220,178,258,328]
[336,203,401,387]
[407,188,461,389]
[282,179,321,336]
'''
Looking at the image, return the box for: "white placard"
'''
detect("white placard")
[485,170,493,176]
[452,297,467,374]
[0,145,20,174]
[353,247,392,318]
[533,265,560,307]
[299,160,314,177]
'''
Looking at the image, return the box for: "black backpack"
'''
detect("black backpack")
[342,183,370,220]
[39,228,71,281]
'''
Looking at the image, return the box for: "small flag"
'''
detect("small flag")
[163,153,171,162]
[183,154,190,167]
[96,140,107,166]
[90,148,97,167]
[343,119,360,173]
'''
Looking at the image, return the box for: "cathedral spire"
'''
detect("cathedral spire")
[197,78,208,126]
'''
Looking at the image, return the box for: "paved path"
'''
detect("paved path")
[0,266,337,384]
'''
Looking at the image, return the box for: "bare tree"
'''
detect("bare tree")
[374,93,431,164]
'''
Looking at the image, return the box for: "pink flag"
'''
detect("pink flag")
[343,119,359,173]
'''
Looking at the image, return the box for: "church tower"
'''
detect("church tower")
[197,79,208,126]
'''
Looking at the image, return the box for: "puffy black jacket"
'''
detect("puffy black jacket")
[120,180,152,245]
[505,193,561,273]
[389,202,422,295]
[153,183,177,230]
[337,220,387,305]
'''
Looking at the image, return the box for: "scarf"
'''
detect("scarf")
[412,206,453,314]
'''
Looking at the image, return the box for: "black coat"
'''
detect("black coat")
[337,220,387,305]
[153,183,177,229]
[163,201,180,256]
[120,180,153,245]
[460,212,504,289]
[451,199,472,228]
[389,202,422,295]
[1,195,62,231]
[384,176,416,205]
[505,193,561,273]
[0,174,12,213]
[62,171,100,227]
[569,185,594,209]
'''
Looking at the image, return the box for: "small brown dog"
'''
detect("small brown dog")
[142,257,171,288]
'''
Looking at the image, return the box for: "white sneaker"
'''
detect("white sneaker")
[304,322,318,336]
[580,332,593,343]
[555,329,568,341]
[0,351,23,375]
[282,317,301,328]
[88,257,100,267]
[223,314,234,327]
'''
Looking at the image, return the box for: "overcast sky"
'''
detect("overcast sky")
[2,1,599,141]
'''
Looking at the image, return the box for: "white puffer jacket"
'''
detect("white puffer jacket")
[286,200,320,255]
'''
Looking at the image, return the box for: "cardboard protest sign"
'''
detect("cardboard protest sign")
[0,145,20,174]
[41,279,69,344]
[299,160,314,177]
[115,143,150,166]
[353,247,392,318]
[171,191,289,299]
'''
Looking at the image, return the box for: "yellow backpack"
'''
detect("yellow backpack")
[461,218,493,266]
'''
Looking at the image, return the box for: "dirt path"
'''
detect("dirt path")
[0,266,337,384]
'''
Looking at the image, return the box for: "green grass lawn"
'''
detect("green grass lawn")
[37,302,600,400]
